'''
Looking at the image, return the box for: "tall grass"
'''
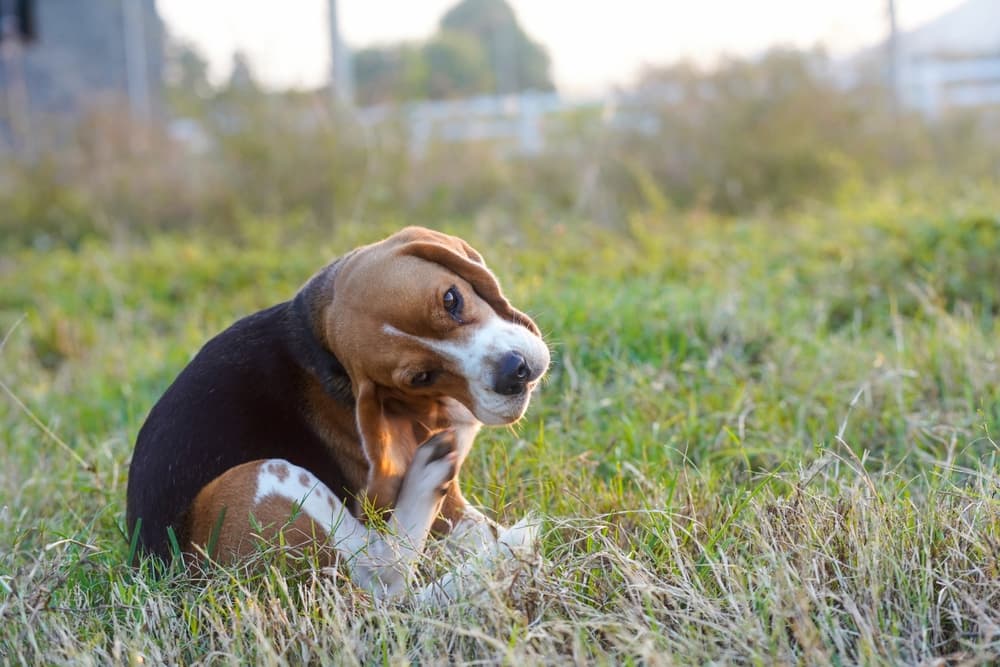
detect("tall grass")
[1,195,999,663]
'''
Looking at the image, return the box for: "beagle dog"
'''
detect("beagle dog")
[125,227,549,597]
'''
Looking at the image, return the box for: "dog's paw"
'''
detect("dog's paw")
[497,515,540,557]
[408,429,458,498]
[413,514,543,608]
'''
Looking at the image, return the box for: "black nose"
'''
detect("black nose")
[493,351,532,396]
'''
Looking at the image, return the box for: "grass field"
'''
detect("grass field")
[2,196,1000,664]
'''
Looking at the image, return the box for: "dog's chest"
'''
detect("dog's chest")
[303,379,370,493]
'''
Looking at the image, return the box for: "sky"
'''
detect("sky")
[156,0,967,96]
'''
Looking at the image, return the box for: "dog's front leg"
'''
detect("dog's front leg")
[433,400,537,556]
[351,431,458,597]
[431,401,488,543]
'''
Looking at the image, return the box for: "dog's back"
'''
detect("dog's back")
[126,302,358,560]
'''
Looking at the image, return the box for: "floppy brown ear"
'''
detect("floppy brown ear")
[354,380,418,515]
[400,241,541,336]
[452,236,486,265]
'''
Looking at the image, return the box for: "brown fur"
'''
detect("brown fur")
[187,461,335,566]
[304,227,538,518]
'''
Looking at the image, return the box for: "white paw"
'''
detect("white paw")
[413,514,542,607]
[497,515,540,557]
[405,430,459,501]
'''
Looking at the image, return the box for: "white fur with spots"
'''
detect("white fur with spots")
[251,441,457,598]
[254,461,343,529]
[249,451,538,603]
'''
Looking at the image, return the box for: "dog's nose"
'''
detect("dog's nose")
[493,351,532,396]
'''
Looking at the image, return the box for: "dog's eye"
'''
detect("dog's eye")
[411,371,436,387]
[443,286,463,319]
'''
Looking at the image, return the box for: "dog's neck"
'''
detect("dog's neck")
[289,262,354,406]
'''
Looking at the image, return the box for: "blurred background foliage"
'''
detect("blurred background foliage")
[0,0,998,252]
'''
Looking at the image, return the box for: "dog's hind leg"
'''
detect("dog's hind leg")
[186,431,458,599]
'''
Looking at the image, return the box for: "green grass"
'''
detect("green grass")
[1,200,999,664]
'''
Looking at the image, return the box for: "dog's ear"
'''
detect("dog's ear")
[354,379,419,514]
[399,241,541,336]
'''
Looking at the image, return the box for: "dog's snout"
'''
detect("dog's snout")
[493,351,532,396]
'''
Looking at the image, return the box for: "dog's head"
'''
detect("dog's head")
[310,227,549,504]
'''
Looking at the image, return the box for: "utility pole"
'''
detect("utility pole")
[122,0,151,123]
[886,0,900,113]
[328,0,353,106]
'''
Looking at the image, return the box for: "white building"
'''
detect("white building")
[895,0,1000,114]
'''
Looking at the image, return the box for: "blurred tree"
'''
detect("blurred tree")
[422,31,492,98]
[352,44,428,105]
[163,37,213,116]
[439,0,553,94]
[352,46,403,105]
[227,51,259,92]
[352,0,552,104]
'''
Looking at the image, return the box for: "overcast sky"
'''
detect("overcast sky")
[157,0,966,95]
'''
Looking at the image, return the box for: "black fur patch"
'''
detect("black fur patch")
[126,263,356,561]
[289,291,353,406]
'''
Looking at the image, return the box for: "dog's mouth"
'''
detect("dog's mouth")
[473,401,529,426]
[473,374,545,426]
[476,339,549,425]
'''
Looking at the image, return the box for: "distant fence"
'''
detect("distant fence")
[357,91,598,157]
[901,54,1000,114]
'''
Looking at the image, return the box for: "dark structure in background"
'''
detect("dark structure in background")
[0,0,36,42]
[0,0,164,151]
